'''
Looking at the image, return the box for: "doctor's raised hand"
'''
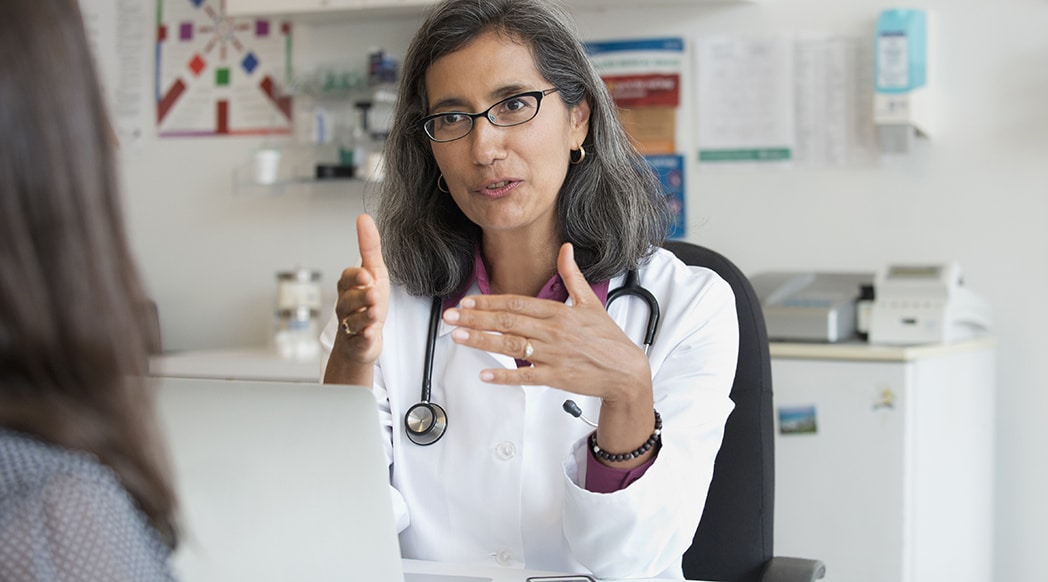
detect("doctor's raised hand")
[443,241,657,469]
[318,0,739,579]
[323,213,389,387]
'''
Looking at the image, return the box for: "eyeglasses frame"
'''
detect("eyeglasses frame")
[420,87,560,143]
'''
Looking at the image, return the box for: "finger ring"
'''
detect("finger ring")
[523,340,534,360]
[340,317,357,336]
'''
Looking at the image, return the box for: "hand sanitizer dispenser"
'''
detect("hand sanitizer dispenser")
[874,9,931,154]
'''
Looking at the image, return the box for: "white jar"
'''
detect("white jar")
[276,268,322,311]
[274,306,320,360]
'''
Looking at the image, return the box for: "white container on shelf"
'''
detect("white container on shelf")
[254,149,282,184]
[274,305,321,361]
[276,268,322,311]
[274,268,323,360]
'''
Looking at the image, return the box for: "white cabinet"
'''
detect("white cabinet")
[770,339,996,582]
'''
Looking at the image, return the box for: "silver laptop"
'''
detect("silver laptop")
[154,377,407,582]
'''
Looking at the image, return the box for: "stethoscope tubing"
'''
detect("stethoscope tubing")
[406,269,658,445]
[420,295,443,404]
[605,269,660,355]
[403,296,449,446]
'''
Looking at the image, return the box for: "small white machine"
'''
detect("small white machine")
[868,262,991,345]
[750,272,874,343]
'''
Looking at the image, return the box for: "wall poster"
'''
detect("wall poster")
[155,0,292,137]
[585,38,688,238]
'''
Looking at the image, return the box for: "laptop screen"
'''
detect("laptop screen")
[154,377,405,582]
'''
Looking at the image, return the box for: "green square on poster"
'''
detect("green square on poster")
[215,68,230,86]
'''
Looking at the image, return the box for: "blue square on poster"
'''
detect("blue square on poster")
[646,154,686,239]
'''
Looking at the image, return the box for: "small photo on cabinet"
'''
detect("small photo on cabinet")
[778,405,818,435]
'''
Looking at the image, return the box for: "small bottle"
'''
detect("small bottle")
[274,268,322,360]
[276,268,321,312]
[274,305,320,360]
[352,101,375,178]
[856,283,875,342]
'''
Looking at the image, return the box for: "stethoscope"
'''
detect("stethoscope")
[404,269,660,445]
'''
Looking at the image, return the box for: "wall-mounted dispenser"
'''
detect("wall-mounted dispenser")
[874,9,931,154]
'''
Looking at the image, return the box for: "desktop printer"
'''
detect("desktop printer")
[868,262,991,345]
[749,272,874,343]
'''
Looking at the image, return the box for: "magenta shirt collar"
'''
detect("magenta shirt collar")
[443,246,610,309]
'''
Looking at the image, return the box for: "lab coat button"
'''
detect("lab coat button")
[495,441,517,460]
[495,549,514,566]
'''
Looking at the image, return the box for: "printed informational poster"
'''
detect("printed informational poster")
[585,38,684,155]
[695,34,874,168]
[155,0,292,137]
[78,0,152,151]
[647,154,686,240]
[695,35,796,164]
[586,38,688,237]
[793,34,876,167]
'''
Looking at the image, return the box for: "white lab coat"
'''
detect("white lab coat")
[320,247,737,580]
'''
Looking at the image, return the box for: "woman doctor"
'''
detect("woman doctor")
[320,0,738,578]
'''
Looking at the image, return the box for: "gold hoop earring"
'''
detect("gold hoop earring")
[570,145,586,165]
[437,174,449,193]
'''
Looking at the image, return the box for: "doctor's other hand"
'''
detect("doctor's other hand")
[330,214,390,370]
[445,243,652,406]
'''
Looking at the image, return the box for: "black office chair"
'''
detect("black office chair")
[661,241,825,582]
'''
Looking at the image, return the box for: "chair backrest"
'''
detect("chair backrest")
[662,241,776,582]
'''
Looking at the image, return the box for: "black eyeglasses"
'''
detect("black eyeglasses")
[421,88,559,143]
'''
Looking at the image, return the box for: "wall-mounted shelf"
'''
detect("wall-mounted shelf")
[226,0,435,19]
[232,144,374,196]
[571,0,759,8]
[226,0,759,19]
[232,171,367,197]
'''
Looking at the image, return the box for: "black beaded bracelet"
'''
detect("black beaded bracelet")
[589,409,662,463]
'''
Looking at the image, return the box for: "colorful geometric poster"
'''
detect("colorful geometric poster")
[155,0,292,137]
[647,154,686,239]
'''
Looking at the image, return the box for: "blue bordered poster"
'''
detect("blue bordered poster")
[647,154,686,240]
[155,0,292,137]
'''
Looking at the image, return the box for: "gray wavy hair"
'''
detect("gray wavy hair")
[378,0,671,297]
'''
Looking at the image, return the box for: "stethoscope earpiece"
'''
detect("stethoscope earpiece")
[405,402,448,446]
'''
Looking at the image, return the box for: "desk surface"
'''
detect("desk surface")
[153,337,999,384]
[402,559,686,582]
[150,347,320,382]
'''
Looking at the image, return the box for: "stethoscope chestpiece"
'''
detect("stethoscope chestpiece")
[404,401,448,446]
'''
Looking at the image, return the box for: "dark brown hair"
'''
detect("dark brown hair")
[0,0,176,545]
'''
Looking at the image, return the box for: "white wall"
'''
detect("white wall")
[122,15,426,351]
[121,1,1047,580]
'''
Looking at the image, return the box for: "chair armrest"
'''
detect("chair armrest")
[760,556,826,582]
